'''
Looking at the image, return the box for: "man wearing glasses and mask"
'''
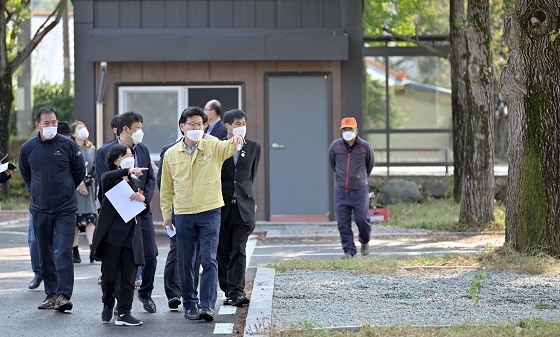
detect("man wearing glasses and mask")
[160,106,244,322]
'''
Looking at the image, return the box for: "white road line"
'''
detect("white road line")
[213,323,234,335]
[218,305,237,315]
[256,243,341,249]
[0,231,27,236]
[0,218,29,227]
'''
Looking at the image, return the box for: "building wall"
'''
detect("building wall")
[99,60,342,221]
[93,0,343,29]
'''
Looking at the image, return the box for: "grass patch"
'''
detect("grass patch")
[386,200,505,232]
[535,302,558,310]
[274,254,480,274]
[265,319,560,337]
[477,245,560,274]
[274,247,560,275]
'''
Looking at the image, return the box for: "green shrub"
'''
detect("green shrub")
[32,82,74,123]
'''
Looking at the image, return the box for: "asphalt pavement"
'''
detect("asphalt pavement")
[0,216,238,337]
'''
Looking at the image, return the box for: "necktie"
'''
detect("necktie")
[233,151,239,165]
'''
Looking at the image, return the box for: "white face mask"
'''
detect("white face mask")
[76,128,89,140]
[232,126,246,138]
[119,156,135,169]
[342,131,356,141]
[186,130,204,142]
[131,129,144,144]
[42,126,57,140]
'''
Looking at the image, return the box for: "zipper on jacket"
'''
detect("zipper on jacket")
[340,142,362,192]
[46,139,52,213]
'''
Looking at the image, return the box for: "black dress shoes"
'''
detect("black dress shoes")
[231,295,250,307]
[28,276,42,289]
[167,297,181,311]
[185,306,202,320]
[199,307,214,321]
[137,294,157,313]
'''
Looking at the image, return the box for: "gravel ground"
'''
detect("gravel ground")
[273,270,560,328]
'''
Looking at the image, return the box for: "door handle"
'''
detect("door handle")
[271,143,285,149]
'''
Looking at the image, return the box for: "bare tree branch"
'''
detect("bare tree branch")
[10,0,65,70]
[383,27,450,59]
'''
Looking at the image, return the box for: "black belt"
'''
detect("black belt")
[231,198,237,204]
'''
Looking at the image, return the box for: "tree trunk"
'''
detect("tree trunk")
[0,67,13,160]
[501,0,560,254]
[450,0,468,202]
[459,0,495,227]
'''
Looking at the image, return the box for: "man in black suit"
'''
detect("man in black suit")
[203,99,228,139]
[217,109,261,306]
[96,111,159,313]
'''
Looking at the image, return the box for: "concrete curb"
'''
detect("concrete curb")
[244,267,275,337]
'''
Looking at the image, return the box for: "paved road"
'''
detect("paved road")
[249,224,504,266]
[0,218,240,337]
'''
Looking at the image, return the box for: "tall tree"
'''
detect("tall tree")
[501,1,560,254]
[364,0,499,227]
[459,0,495,226]
[0,0,64,158]
[450,0,467,202]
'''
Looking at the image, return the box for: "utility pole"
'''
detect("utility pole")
[63,0,70,94]
[16,14,33,137]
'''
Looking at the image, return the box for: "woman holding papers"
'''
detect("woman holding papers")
[91,144,148,326]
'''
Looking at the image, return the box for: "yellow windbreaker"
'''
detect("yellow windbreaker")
[160,138,237,218]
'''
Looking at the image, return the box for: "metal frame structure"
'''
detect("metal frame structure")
[363,35,451,174]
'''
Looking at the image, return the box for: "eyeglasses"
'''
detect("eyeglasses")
[184,122,204,129]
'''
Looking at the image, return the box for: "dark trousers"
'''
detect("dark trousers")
[217,203,255,299]
[138,215,158,299]
[101,243,137,315]
[31,211,75,298]
[175,209,221,310]
[334,185,371,255]
[164,234,201,300]
[28,214,40,277]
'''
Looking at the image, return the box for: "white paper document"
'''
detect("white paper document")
[104,180,146,223]
[0,163,7,173]
[164,226,176,238]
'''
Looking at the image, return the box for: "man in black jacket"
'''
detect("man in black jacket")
[217,109,261,306]
[19,107,86,311]
[204,99,228,139]
[328,117,375,258]
[96,111,158,313]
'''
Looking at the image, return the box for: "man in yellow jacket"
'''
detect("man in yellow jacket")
[160,106,244,322]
